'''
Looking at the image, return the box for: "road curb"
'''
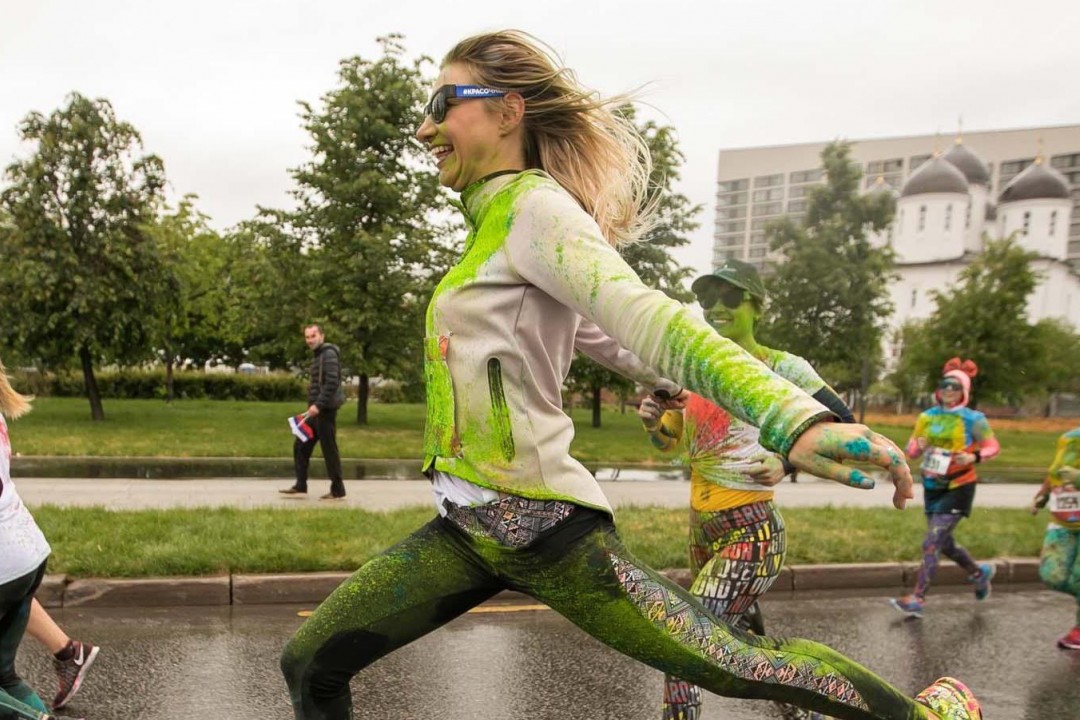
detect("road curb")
[37,557,1046,609]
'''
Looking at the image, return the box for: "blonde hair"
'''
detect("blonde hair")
[444,30,656,246]
[0,359,32,420]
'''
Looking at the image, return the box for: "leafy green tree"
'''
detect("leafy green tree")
[759,140,896,412]
[1031,318,1080,414]
[149,196,239,400]
[0,93,168,420]
[566,110,700,428]
[892,236,1042,406]
[256,35,456,424]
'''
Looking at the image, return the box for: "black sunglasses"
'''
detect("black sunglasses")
[424,84,508,123]
[701,285,746,311]
[938,380,962,391]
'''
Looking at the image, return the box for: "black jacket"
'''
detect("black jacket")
[307,343,345,410]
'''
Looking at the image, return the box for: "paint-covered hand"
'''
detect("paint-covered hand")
[656,388,689,411]
[745,454,786,486]
[637,397,663,429]
[788,422,914,509]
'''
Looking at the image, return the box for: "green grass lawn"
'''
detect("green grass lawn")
[33,505,1045,578]
[11,398,1065,471]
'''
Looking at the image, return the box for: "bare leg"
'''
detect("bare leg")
[26,601,67,655]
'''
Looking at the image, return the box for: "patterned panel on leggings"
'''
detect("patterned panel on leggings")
[610,554,870,711]
[443,495,576,547]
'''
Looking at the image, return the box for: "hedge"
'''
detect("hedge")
[18,369,306,402]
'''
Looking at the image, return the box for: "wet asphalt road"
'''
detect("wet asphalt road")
[16,590,1080,719]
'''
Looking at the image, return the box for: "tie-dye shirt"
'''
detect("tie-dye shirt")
[647,348,827,511]
[909,406,997,490]
[0,415,50,584]
[1045,428,1080,530]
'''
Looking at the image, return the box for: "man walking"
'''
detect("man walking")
[281,324,347,500]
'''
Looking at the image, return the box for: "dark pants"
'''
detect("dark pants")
[293,408,345,496]
[0,561,48,720]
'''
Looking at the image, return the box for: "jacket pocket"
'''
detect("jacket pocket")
[487,357,515,463]
[423,335,460,457]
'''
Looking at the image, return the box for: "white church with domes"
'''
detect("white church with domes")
[870,138,1080,338]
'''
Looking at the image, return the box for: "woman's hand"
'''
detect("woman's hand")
[788,422,914,510]
[953,451,977,466]
[1030,493,1049,515]
[745,454,787,487]
[636,397,663,429]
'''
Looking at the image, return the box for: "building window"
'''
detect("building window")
[753,174,783,188]
[1051,153,1080,170]
[717,178,749,193]
[716,221,746,234]
[748,246,768,258]
[1051,211,1058,236]
[752,201,783,216]
[918,205,926,232]
[789,168,823,184]
[752,188,784,202]
[867,158,903,174]
[787,199,807,213]
[1023,211,1031,236]
[911,289,917,309]
[910,154,932,171]
[945,204,952,231]
[965,202,971,229]
[716,206,746,220]
[717,192,747,207]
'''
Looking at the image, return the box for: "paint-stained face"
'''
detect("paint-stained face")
[701,282,758,341]
[416,63,507,192]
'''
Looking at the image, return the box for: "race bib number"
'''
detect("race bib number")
[1049,490,1080,514]
[921,448,952,476]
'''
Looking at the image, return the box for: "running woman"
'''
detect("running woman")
[0,358,84,720]
[280,30,980,720]
[638,259,854,720]
[1030,427,1080,649]
[891,358,999,618]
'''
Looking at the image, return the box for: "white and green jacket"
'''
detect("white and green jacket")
[422,170,830,514]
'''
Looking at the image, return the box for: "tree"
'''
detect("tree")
[566,109,700,427]
[1031,318,1080,414]
[0,93,169,420]
[148,196,238,400]
[259,35,456,424]
[892,236,1042,406]
[759,140,896,415]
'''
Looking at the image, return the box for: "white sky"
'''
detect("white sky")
[2,0,1078,280]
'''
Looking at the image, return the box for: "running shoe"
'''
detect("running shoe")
[319,492,346,501]
[52,640,99,710]
[970,563,994,601]
[889,594,925,618]
[914,677,981,719]
[1058,626,1080,650]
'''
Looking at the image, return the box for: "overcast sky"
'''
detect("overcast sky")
[2,0,1078,279]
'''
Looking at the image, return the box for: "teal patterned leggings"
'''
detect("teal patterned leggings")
[1039,524,1080,624]
[0,562,49,720]
[281,507,933,720]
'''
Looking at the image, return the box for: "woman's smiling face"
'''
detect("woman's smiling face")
[415,63,509,192]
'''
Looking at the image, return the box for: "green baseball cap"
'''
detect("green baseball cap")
[690,259,767,303]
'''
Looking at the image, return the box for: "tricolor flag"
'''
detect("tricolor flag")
[289,413,315,443]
